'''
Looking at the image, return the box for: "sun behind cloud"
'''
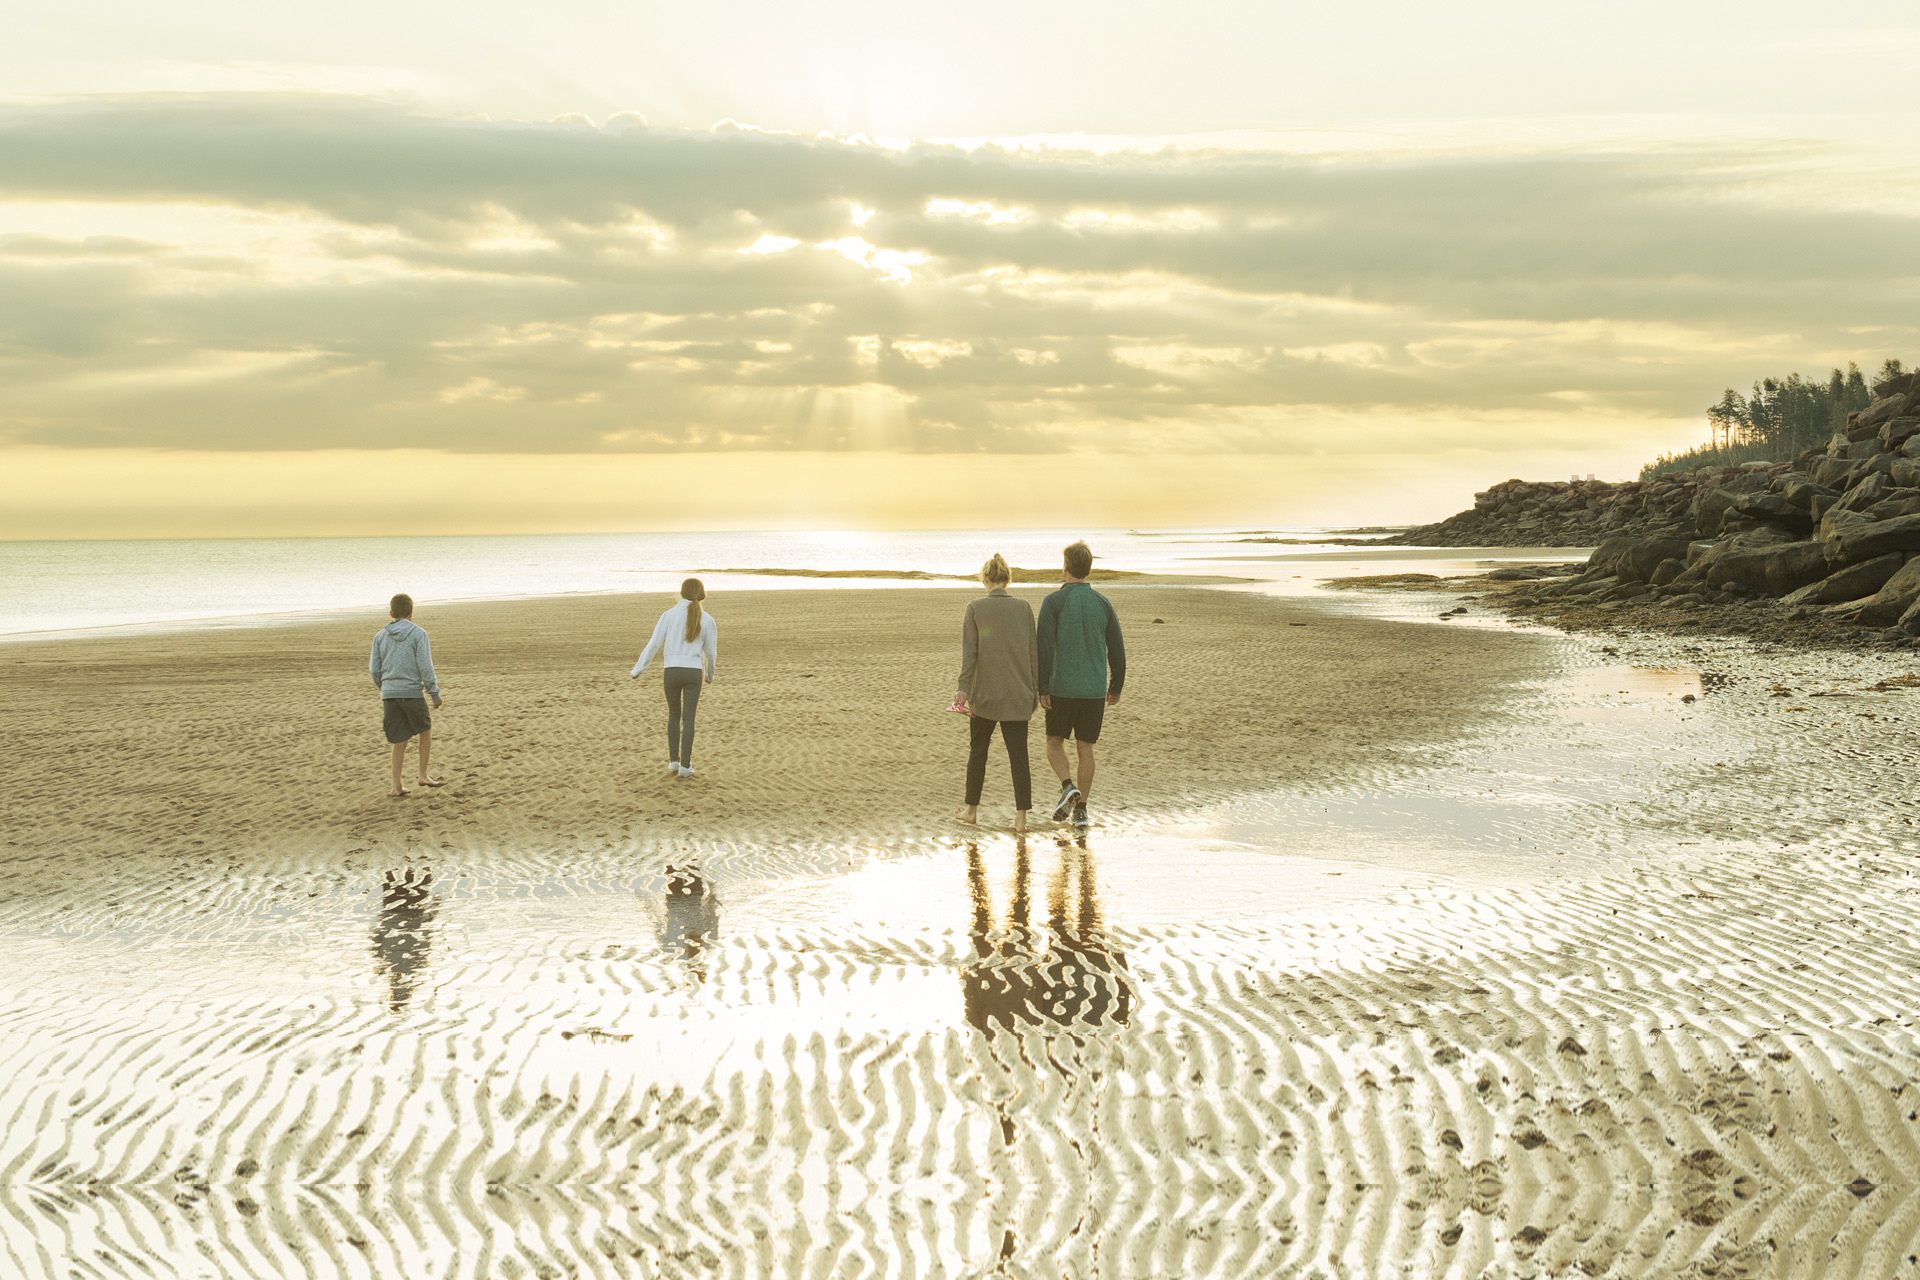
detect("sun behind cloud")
[1,95,1916,533]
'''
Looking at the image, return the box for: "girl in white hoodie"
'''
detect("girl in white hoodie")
[630,579,718,777]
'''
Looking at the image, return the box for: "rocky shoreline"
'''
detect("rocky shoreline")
[1386,474,1699,547]
[1385,373,1920,648]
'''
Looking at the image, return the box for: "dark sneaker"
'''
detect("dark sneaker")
[1051,779,1082,822]
[1071,802,1089,828]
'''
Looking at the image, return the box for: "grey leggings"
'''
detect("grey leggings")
[664,667,703,766]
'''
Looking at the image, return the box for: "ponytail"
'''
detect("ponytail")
[980,553,1012,588]
[681,578,707,642]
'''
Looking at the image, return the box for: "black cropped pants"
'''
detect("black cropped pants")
[965,716,1032,811]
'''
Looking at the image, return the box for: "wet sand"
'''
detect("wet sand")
[1,585,1538,868]
[9,589,1920,1277]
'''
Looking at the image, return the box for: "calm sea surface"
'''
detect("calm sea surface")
[0,527,1392,637]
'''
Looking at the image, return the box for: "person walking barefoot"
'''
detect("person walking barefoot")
[630,579,717,778]
[953,553,1038,833]
[1037,541,1126,828]
[369,593,443,798]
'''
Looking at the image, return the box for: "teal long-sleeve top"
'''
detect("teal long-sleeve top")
[1037,581,1126,700]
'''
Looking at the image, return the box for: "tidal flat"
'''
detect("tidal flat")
[4,586,1920,1278]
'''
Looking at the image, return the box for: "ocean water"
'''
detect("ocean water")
[0,526,1394,637]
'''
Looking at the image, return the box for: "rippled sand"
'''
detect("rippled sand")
[7,589,1920,1277]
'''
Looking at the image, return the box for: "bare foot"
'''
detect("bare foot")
[952,806,978,825]
[389,788,409,799]
[416,777,445,788]
[1012,812,1029,833]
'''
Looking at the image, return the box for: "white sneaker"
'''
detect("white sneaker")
[668,761,683,776]
[677,765,695,779]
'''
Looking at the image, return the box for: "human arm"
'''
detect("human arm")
[703,615,717,683]
[1036,592,1060,709]
[1103,596,1126,702]
[369,634,385,689]
[1025,600,1039,715]
[956,603,979,711]
[630,611,670,677]
[418,633,442,707]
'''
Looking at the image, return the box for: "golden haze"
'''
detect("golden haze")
[0,435,1686,539]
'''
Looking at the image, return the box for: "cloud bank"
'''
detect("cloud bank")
[1,95,1915,458]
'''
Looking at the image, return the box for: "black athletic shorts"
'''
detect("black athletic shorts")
[382,697,432,744]
[1044,696,1106,744]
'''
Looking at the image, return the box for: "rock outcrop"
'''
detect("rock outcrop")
[1430,376,1920,643]
[1388,474,1716,547]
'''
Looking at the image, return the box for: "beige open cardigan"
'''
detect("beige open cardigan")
[956,588,1039,722]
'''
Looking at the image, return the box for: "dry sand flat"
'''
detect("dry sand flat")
[1,585,1538,871]
[12,593,1920,1276]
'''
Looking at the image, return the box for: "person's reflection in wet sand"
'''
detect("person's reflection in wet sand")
[372,867,437,1012]
[962,830,1133,1261]
[961,835,1131,1034]
[1043,830,1132,1028]
[963,839,1040,1033]
[662,864,719,983]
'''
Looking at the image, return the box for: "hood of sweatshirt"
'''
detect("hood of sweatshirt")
[383,618,421,639]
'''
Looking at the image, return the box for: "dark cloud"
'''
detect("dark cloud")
[1,94,1916,453]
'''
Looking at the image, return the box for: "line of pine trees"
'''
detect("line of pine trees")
[1641,358,1907,478]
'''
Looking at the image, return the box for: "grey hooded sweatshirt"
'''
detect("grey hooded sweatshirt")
[369,618,441,701]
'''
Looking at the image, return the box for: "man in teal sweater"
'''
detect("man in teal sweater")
[1038,540,1126,827]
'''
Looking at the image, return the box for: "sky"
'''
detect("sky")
[5,1,1920,536]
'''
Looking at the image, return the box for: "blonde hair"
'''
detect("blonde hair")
[681,578,707,642]
[980,553,1012,587]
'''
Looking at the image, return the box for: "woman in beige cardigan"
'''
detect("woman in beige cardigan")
[953,553,1039,832]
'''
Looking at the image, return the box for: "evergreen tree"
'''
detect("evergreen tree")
[1642,359,1889,477]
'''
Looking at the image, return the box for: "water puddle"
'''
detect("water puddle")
[1566,665,1704,701]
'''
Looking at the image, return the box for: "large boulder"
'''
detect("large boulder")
[1830,471,1893,518]
[1869,492,1920,521]
[1872,372,1917,399]
[1831,430,1858,453]
[1776,476,1836,506]
[1690,489,1738,538]
[1811,456,1856,489]
[1584,533,1694,583]
[1858,393,1916,433]
[1719,520,1799,545]
[1705,539,1829,596]
[1825,512,1920,564]
[1688,474,1768,537]
[1727,491,1813,533]
[1781,553,1906,608]
[1837,556,1920,625]
[1892,459,1920,489]
[1883,417,1920,451]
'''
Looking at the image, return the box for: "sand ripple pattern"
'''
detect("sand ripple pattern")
[4,845,1920,1279]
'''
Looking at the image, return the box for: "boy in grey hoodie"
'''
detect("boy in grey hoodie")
[369,594,443,798]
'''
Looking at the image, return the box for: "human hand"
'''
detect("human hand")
[1105,691,1120,706]
[432,697,443,710]
[1039,695,1052,710]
